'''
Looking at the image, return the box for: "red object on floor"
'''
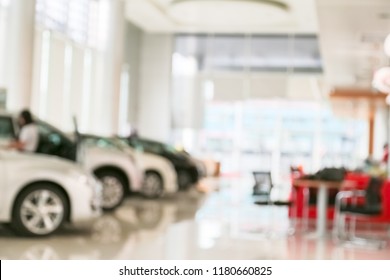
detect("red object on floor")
[288,172,377,221]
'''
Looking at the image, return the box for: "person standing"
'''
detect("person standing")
[382,143,389,164]
[9,109,39,152]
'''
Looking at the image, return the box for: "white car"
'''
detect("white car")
[0,149,101,236]
[85,136,179,198]
[0,112,143,211]
[136,151,179,198]
[115,138,179,198]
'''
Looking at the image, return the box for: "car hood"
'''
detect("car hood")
[0,150,81,173]
[138,152,174,169]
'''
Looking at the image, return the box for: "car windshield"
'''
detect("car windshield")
[110,137,137,151]
[0,115,15,140]
[126,137,186,155]
[162,143,181,154]
[161,142,189,156]
[37,120,74,142]
[82,136,123,151]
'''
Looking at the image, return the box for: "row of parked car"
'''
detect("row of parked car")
[0,111,206,237]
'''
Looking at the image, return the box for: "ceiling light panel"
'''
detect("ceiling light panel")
[168,0,289,26]
[125,0,318,34]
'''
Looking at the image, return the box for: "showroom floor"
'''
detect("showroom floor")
[1,177,390,260]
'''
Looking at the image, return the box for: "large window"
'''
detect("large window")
[0,116,15,139]
[199,100,367,184]
[35,0,106,48]
[174,34,323,73]
[172,33,329,182]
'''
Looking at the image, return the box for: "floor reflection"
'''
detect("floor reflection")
[0,177,389,260]
[0,190,205,260]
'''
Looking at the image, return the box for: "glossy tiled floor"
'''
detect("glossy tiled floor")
[1,177,389,260]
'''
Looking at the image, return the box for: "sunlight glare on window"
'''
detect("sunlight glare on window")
[35,0,108,49]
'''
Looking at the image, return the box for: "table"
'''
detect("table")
[292,179,353,238]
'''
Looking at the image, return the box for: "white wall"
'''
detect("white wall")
[69,45,87,131]
[31,29,42,116]
[171,76,203,129]
[29,29,108,134]
[138,33,173,141]
[46,34,66,128]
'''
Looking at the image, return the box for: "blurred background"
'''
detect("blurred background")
[1,0,388,187]
[1,0,390,259]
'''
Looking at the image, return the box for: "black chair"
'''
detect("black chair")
[253,171,291,206]
[333,176,387,249]
[251,171,294,237]
[252,171,272,197]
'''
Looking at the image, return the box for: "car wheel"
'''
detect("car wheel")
[12,184,68,237]
[95,170,126,211]
[178,170,193,190]
[141,171,164,199]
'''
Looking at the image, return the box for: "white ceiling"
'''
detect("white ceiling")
[316,0,390,89]
[125,0,390,94]
[125,0,319,34]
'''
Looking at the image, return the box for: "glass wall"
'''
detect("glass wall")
[198,99,367,186]
[0,0,113,132]
[172,34,368,186]
[174,34,322,73]
[35,0,107,49]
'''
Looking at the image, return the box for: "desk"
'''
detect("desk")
[293,179,352,238]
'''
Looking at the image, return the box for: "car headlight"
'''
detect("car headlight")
[78,174,89,185]
[69,170,95,187]
[86,174,101,189]
[82,174,103,196]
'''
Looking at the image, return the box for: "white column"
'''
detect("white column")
[0,3,9,88]
[123,22,142,126]
[374,106,387,159]
[272,104,283,186]
[96,0,125,136]
[138,33,173,142]
[312,103,322,172]
[6,0,35,111]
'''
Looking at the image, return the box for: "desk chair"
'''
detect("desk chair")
[252,171,293,236]
[333,176,388,249]
[253,171,291,206]
[252,171,272,197]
